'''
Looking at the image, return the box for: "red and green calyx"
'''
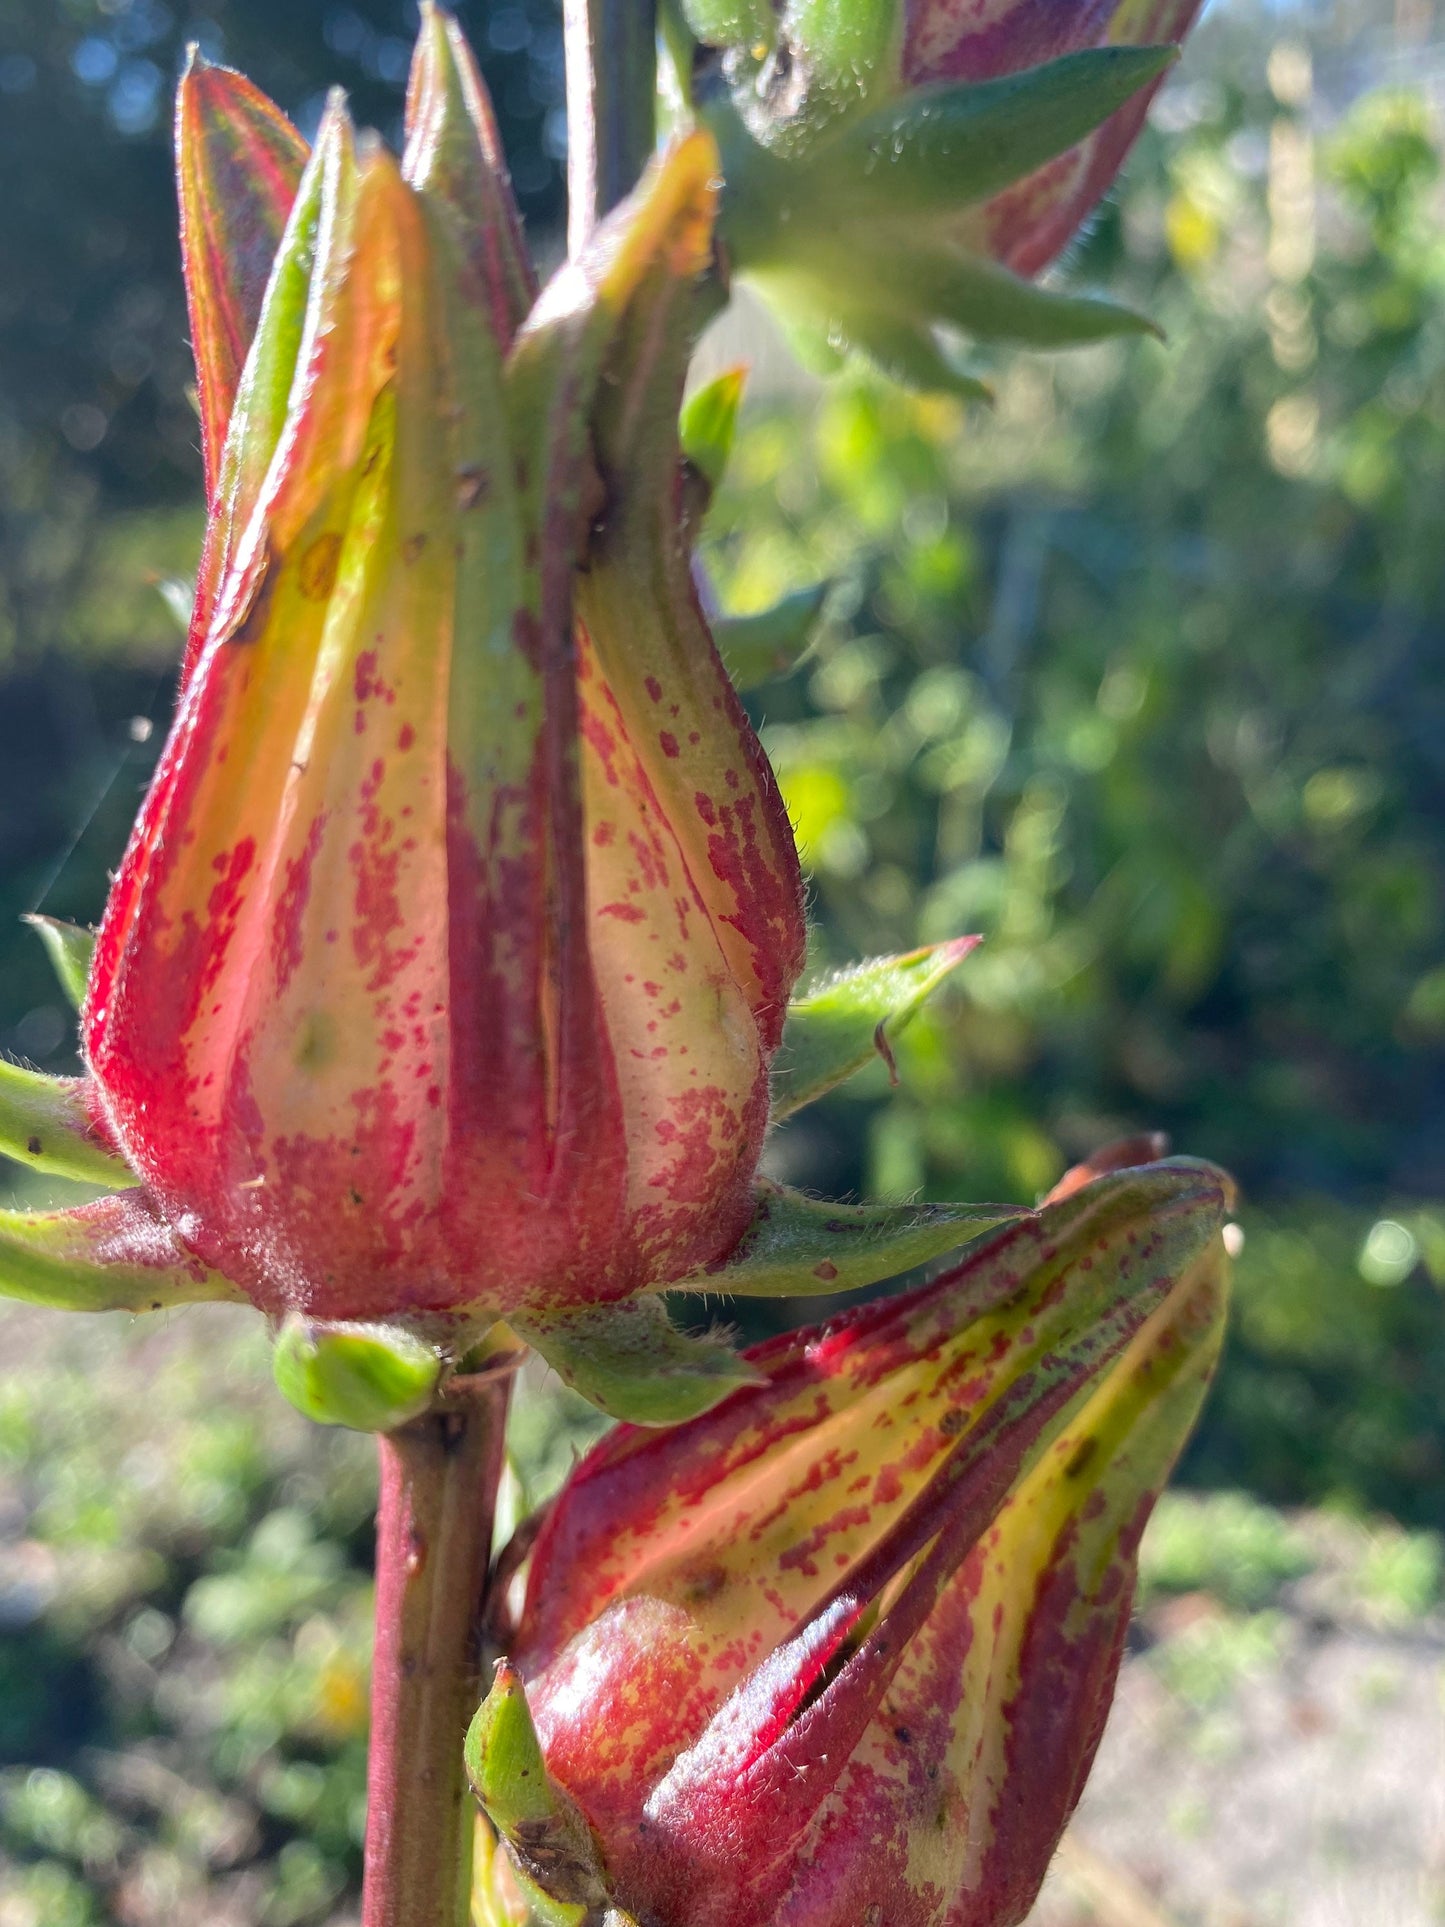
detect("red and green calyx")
[470,1153,1232,1927]
[0,10,1017,1426]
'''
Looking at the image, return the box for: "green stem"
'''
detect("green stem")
[563,0,658,254]
[362,1383,510,1927]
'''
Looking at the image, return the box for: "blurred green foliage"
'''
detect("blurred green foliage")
[0,1312,374,1924]
[0,1311,604,1923]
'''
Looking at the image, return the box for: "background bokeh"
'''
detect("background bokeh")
[1,0,1443,1921]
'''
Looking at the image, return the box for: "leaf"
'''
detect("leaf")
[716,582,830,691]
[0,1192,241,1313]
[679,365,746,493]
[832,47,1179,216]
[175,49,308,500]
[674,1178,1024,1298]
[271,1315,443,1431]
[0,1062,135,1188]
[24,915,95,1011]
[771,936,980,1121]
[513,1296,762,1425]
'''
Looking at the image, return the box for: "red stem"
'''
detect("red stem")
[363,1384,509,1927]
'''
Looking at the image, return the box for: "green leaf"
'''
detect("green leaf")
[832,47,1179,216]
[0,1193,242,1314]
[772,936,979,1122]
[717,582,830,690]
[23,915,95,1012]
[271,1314,443,1431]
[673,1179,1026,1298]
[0,1062,136,1188]
[680,365,746,493]
[513,1296,762,1425]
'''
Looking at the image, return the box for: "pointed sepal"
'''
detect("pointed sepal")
[24,915,95,1011]
[513,1297,762,1425]
[175,47,308,499]
[716,582,829,691]
[404,0,534,344]
[567,131,808,1050]
[898,240,1162,346]
[0,1062,135,1188]
[679,365,746,495]
[837,308,995,398]
[467,1662,614,1919]
[675,1177,1024,1298]
[271,1314,444,1431]
[772,935,980,1122]
[830,47,1180,217]
[0,1192,241,1313]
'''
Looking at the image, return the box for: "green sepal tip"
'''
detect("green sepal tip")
[271,1314,444,1432]
[0,1062,137,1189]
[830,46,1180,217]
[24,915,96,1011]
[680,365,746,494]
[675,1178,1026,1299]
[0,1193,240,1314]
[772,935,980,1122]
[513,1296,762,1425]
[467,1662,612,1920]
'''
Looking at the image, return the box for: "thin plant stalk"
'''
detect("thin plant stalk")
[361,1383,511,1927]
[563,0,658,251]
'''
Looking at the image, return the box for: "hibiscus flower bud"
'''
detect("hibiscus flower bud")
[77,66,810,1341]
[473,1155,1231,1927]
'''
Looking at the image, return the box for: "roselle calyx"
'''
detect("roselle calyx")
[0,14,1024,1427]
[685,0,1204,390]
[472,1154,1231,1926]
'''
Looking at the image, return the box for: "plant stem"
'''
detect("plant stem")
[563,0,658,254]
[362,1382,509,1927]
